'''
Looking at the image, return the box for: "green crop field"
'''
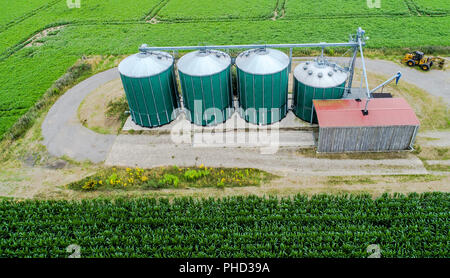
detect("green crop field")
[158,0,277,20]
[0,0,55,27]
[0,0,449,139]
[0,0,162,54]
[412,0,450,14]
[0,193,448,258]
[284,0,410,18]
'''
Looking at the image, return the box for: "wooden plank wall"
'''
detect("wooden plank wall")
[317,125,419,152]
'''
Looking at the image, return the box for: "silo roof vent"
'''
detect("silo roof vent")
[294,60,348,88]
[118,51,173,78]
[177,49,231,76]
[236,48,289,75]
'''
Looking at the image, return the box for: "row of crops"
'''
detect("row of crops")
[0,193,448,258]
[1,0,448,54]
[413,0,450,14]
[284,0,411,18]
[0,0,163,53]
[3,0,448,30]
[157,0,277,20]
[157,0,450,20]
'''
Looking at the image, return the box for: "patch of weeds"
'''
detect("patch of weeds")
[67,165,275,191]
[298,148,409,160]
[390,174,444,183]
[416,146,449,160]
[422,163,450,172]
[184,168,210,181]
[158,174,180,187]
[436,148,449,158]
[326,176,376,185]
[412,144,421,155]
[106,96,128,122]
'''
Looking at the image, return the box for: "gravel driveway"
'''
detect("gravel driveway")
[42,68,118,163]
[294,57,450,105]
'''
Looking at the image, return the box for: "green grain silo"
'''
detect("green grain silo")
[177,50,233,126]
[236,48,290,125]
[118,51,179,127]
[293,59,348,123]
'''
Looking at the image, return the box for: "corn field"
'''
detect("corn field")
[0,193,448,258]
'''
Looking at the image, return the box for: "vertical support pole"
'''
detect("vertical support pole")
[288,48,293,73]
[355,28,371,115]
[288,48,293,103]
[346,46,358,95]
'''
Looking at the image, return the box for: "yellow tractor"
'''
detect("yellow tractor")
[402,51,446,71]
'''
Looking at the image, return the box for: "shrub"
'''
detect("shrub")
[158,174,179,187]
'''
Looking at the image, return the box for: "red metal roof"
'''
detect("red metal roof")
[313,98,420,127]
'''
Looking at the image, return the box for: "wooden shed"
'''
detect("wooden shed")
[313,98,420,153]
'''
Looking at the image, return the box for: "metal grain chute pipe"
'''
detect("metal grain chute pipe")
[369,71,402,94]
[138,42,363,53]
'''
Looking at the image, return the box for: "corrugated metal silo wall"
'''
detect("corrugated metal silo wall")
[179,67,233,126]
[120,65,179,127]
[237,67,289,125]
[293,81,346,123]
[317,125,420,152]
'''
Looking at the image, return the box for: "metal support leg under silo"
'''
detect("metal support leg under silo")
[288,48,293,73]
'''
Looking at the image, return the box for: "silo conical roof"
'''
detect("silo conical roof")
[177,50,231,76]
[294,60,348,88]
[235,48,290,75]
[118,51,174,78]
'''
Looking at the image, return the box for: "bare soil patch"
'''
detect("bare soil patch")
[147,17,160,24]
[78,78,125,134]
[0,165,98,199]
[25,25,65,48]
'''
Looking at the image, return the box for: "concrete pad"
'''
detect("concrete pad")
[419,131,450,147]
[105,133,427,176]
[426,160,450,166]
[123,109,315,133]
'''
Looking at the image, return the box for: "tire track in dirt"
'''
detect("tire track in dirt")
[272,0,286,20]
[144,0,171,22]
